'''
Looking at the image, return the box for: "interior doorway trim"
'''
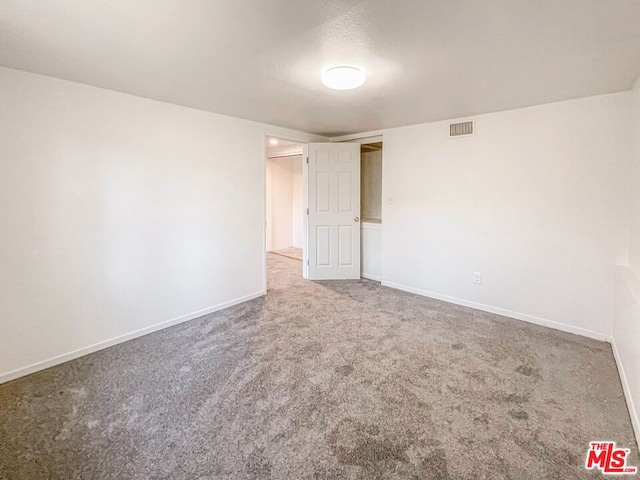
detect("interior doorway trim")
[335,134,383,145]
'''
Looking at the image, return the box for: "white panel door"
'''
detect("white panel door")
[307,143,361,280]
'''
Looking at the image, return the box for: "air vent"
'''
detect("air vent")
[449,121,474,137]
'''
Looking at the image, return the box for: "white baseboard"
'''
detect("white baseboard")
[611,336,640,449]
[361,273,382,282]
[380,280,611,342]
[0,290,266,385]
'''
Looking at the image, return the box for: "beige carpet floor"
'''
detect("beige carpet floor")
[0,253,637,479]
[270,247,303,261]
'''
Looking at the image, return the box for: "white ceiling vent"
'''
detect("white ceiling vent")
[449,121,474,137]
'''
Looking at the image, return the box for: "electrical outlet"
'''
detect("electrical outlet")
[474,272,482,285]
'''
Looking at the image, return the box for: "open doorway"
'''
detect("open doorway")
[266,137,304,274]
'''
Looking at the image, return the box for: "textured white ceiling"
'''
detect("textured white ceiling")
[1,0,640,136]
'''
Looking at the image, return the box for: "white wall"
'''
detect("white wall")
[614,267,640,447]
[0,67,324,382]
[339,93,632,339]
[292,157,304,249]
[267,155,303,251]
[269,156,294,251]
[630,77,640,278]
[613,75,640,447]
[361,223,383,281]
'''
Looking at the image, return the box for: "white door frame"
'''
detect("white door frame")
[302,143,310,279]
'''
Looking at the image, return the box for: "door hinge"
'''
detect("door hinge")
[307,259,309,266]
[306,156,309,164]
[306,208,309,215]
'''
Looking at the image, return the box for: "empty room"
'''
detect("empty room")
[1,1,640,479]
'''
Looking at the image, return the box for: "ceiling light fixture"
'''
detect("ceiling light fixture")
[269,138,279,145]
[322,66,366,90]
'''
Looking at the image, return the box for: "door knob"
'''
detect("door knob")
[354,216,360,222]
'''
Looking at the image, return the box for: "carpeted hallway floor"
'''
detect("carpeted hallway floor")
[0,253,637,479]
[270,247,303,261]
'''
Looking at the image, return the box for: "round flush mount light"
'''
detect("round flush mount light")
[269,138,279,145]
[322,66,366,90]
